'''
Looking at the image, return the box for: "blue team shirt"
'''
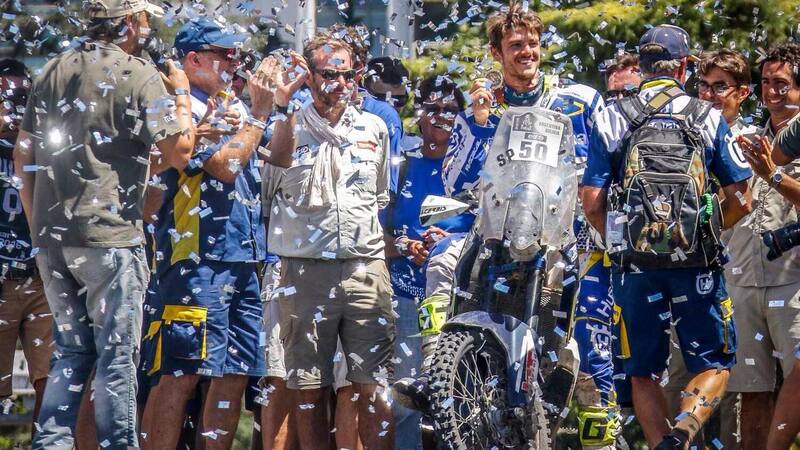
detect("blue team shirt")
[362,92,404,193]
[386,152,474,299]
[443,76,604,199]
[582,78,752,189]
[154,87,266,276]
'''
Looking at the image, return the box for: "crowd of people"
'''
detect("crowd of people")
[3,0,800,449]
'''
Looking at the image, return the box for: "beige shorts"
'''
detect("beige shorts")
[262,261,350,389]
[727,281,800,392]
[275,258,395,390]
[0,276,53,397]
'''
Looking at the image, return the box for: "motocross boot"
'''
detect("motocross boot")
[392,372,431,412]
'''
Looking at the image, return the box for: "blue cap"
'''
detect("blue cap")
[639,25,693,63]
[174,17,248,58]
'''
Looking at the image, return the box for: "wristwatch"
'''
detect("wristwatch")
[769,166,784,188]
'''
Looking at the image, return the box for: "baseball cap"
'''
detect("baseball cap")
[174,17,248,58]
[639,24,697,63]
[85,0,164,19]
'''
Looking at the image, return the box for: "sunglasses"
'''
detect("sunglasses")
[605,88,639,100]
[314,68,357,81]
[197,47,239,61]
[422,103,460,116]
[697,81,738,96]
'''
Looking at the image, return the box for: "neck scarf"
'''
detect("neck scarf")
[295,104,353,207]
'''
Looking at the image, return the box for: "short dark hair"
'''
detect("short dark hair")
[0,59,29,80]
[365,56,409,87]
[698,49,751,86]
[760,42,800,85]
[302,32,353,70]
[486,2,543,51]
[605,53,639,81]
[416,75,465,111]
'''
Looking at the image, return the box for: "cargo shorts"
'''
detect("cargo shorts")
[275,258,395,389]
[727,281,800,392]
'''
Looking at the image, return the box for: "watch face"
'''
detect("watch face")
[774,173,783,184]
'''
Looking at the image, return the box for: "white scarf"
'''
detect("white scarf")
[296,104,353,207]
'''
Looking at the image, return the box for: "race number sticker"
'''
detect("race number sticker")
[507,112,564,168]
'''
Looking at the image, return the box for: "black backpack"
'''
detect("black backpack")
[607,86,723,270]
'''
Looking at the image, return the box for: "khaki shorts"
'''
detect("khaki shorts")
[728,281,800,392]
[262,260,351,389]
[0,276,53,397]
[276,258,395,390]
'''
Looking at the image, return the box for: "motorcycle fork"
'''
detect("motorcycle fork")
[523,256,547,331]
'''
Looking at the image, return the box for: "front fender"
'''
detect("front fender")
[443,311,537,406]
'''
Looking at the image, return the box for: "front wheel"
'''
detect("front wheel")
[428,330,550,449]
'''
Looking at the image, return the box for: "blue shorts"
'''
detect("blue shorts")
[146,260,266,377]
[612,267,736,377]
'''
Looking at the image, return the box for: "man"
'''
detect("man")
[581,25,753,449]
[745,68,800,450]
[0,59,52,437]
[605,52,642,102]
[662,48,756,450]
[140,17,284,450]
[364,56,411,113]
[14,0,196,448]
[735,42,800,450]
[384,75,471,450]
[698,47,799,450]
[394,6,607,443]
[264,32,395,450]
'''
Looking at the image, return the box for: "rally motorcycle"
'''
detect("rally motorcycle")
[419,106,581,449]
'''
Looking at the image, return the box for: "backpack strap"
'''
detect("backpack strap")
[617,85,686,130]
[685,99,714,129]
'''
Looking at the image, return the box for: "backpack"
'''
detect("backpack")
[607,86,723,270]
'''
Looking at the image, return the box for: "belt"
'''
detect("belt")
[3,262,38,281]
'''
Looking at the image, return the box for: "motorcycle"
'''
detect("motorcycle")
[418,106,581,449]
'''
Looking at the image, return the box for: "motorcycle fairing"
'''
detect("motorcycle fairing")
[479,106,578,257]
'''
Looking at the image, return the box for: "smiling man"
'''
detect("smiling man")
[393,3,614,448]
[719,43,800,450]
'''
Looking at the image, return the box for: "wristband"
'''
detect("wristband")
[394,236,409,255]
[174,88,190,96]
[246,116,267,130]
[275,103,290,115]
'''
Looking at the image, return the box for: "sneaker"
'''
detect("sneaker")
[392,374,431,412]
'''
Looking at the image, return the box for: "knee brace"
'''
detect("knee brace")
[577,405,621,447]
[418,294,449,337]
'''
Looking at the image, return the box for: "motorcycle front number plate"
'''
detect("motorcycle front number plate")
[507,112,564,168]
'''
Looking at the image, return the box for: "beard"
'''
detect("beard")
[312,81,351,112]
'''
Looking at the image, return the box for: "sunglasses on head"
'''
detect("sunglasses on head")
[314,68,357,81]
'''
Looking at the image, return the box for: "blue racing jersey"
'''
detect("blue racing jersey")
[443,75,604,199]
[582,78,752,190]
[153,86,266,276]
[387,150,474,300]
